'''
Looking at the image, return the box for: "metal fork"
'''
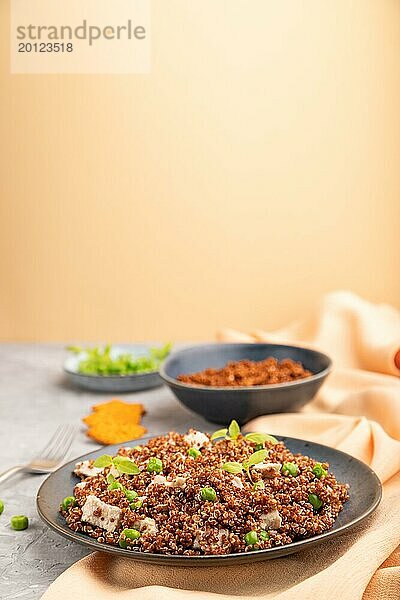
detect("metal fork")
[0,425,76,484]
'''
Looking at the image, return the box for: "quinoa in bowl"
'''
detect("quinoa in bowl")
[177,357,312,387]
[60,423,349,555]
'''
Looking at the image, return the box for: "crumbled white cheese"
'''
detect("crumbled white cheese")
[74,460,104,478]
[147,474,187,489]
[173,475,187,488]
[75,481,87,489]
[232,476,244,489]
[266,462,282,471]
[74,460,121,480]
[133,517,158,535]
[81,495,122,533]
[184,431,209,449]
[253,462,266,470]
[260,509,282,530]
[148,474,167,486]
[253,462,281,477]
[194,529,229,550]
[217,528,229,543]
[108,465,121,479]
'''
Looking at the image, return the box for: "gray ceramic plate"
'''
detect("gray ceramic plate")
[63,345,163,392]
[37,434,382,566]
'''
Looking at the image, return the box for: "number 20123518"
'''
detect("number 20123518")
[18,42,73,53]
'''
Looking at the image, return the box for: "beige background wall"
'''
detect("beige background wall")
[0,0,399,342]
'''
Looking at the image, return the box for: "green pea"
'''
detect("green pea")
[119,528,140,548]
[10,515,29,531]
[253,480,265,491]
[254,444,264,451]
[146,458,163,474]
[188,447,201,459]
[281,462,299,477]
[124,489,138,502]
[61,496,76,511]
[312,463,328,479]
[260,530,270,541]
[130,499,143,510]
[308,493,323,511]
[200,487,217,502]
[0,500,4,515]
[244,530,258,546]
[108,481,124,491]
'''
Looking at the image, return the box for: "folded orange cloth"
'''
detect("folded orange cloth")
[218,291,400,377]
[218,291,400,440]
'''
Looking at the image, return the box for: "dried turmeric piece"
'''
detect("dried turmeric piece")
[83,399,144,426]
[82,399,147,445]
[86,423,147,445]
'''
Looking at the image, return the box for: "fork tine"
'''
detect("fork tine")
[44,425,70,457]
[36,425,65,459]
[48,426,76,463]
[41,425,76,463]
[52,425,76,461]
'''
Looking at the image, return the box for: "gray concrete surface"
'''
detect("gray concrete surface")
[0,344,208,599]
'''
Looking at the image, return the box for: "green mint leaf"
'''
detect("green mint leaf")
[210,428,228,441]
[222,462,244,474]
[93,454,113,468]
[245,433,279,445]
[228,420,241,440]
[263,434,279,445]
[112,456,140,475]
[245,433,268,445]
[244,449,269,468]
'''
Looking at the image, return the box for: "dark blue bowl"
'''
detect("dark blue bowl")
[160,343,332,425]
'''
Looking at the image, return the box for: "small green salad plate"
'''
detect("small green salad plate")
[63,343,171,392]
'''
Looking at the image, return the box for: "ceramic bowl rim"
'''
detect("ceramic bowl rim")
[159,342,332,392]
[63,367,159,380]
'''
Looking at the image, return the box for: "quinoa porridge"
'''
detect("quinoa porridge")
[60,424,349,555]
[177,358,312,387]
